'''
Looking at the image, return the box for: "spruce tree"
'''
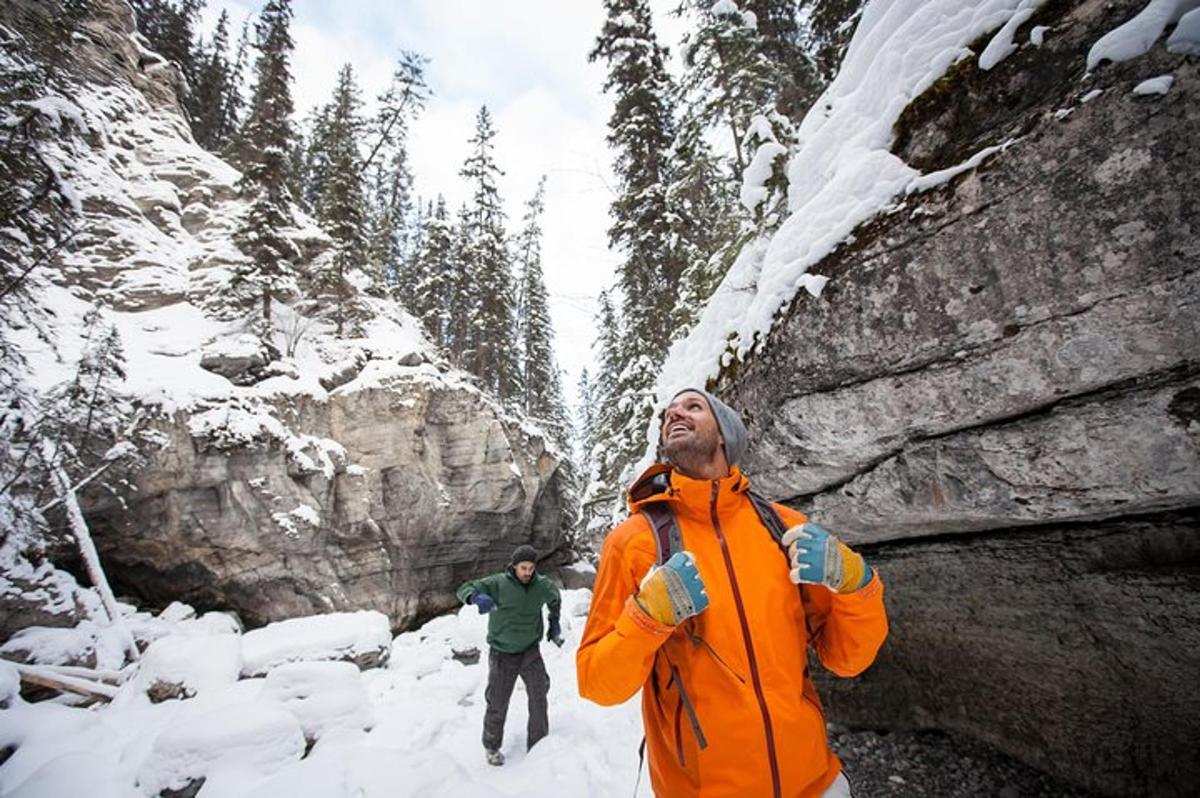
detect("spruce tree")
[514,177,569,444]
[230,0,299,328]
[409,196,454,349]
[309,63,368,335]
[445,202,478,365]
[590,0,682,491]
[457,107,520,403]
[189,9,233,150]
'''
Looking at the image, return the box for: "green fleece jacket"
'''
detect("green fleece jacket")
[456,569,562,654]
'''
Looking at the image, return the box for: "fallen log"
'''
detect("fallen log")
[13,662,119,701]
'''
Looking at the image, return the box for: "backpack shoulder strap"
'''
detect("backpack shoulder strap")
[640,502,682,566]
[747,489,790,550]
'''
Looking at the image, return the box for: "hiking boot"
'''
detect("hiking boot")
[485,749,505,766]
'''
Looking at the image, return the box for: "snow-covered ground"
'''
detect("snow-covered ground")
[0,589,643,798]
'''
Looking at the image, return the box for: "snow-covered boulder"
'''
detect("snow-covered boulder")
[241,611,392,677]
[134,632,242,702]
[135,702,305,796]
[261,661,373,742]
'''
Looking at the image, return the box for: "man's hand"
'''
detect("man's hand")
[547,618,564,647]
[634,551,709,626]
[471,592,496,614]
[781,522,872,594]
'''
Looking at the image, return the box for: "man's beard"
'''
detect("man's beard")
[663,427,720,475]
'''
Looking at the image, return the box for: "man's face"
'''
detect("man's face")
[661,391,723,467]
[514,561,535,583]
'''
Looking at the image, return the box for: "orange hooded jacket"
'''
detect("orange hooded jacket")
[577,464,888,798]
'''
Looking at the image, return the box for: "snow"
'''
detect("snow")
[134,632,242,698]
[644,0,1049,477]
[1167,7,1200,52]
[1080,88,1104,103]
[240,611,392,677]
[979,0,1040,70]
[1132,74,1175,94]
[1030,25,1050,46]
[0,590,643,798]
[1086,0,1200,70]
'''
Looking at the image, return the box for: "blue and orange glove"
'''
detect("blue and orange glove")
[781,522,872,594]
[634,551,710,626]
[547,618,564,647]
[471,592,496,614]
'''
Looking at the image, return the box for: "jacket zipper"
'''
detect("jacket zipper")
[711,480,782,798]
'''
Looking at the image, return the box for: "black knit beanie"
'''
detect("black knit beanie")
[511,544,539,565]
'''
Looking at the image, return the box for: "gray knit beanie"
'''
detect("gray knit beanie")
[670,388,748,467]
[510,544,539,565]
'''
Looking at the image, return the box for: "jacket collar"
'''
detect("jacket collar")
[627,462,750,516]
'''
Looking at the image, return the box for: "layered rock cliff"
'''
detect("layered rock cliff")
[723,1,1198,795]
[0,0,570,638]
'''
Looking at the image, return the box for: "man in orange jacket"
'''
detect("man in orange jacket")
[577,388,888,797]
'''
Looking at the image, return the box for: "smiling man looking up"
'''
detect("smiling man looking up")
[577,389,888,797]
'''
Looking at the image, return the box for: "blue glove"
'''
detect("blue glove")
[780,522,871,594]
[635,551,710,626]
[547,618,564,647]
[471,592,496,614]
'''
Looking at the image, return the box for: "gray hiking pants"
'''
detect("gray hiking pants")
[482,644,549,752]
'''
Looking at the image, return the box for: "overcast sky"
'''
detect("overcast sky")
[198,0,689,407]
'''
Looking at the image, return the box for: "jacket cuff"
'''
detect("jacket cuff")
[617,595,675,640]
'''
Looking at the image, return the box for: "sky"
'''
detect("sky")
[197,0,689,408]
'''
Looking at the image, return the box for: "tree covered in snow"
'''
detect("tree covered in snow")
[588,0,684,498]
[514,177,570,446]
[408,196,454,350]
[308,63,369,335]
[796,0,864,83]
[230,0,300,328]
[456,107,521,405]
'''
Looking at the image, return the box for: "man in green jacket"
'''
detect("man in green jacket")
[457,544,563,766]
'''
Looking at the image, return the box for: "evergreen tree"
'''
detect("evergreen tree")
[679,0,778,179]
[230,0,299,328]
[409,196,453,348]
[189,9,234,150]
[364,53,428,299]
[590,0,682,490]
[584,290,626,488]
[309,63,368,335]
[514,177,569,444]
[445,202,478,365]
[220,16,251,156]
[457,107,520,403]
[575,367,595,461]
[796,0,863,83]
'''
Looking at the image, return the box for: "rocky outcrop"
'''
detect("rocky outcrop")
[725,2,1198,796]
[86,374,570,631]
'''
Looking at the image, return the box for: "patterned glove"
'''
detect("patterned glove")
[781,522,872,594]
[471,592,496,614]
[634,551,710,626]
[547,618,564,647]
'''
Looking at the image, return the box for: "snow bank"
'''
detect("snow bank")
[261,661,373,741]
[0,590,642,797]
[135,701,305,795]
[241,610,392,676]
[134,632,242,699]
